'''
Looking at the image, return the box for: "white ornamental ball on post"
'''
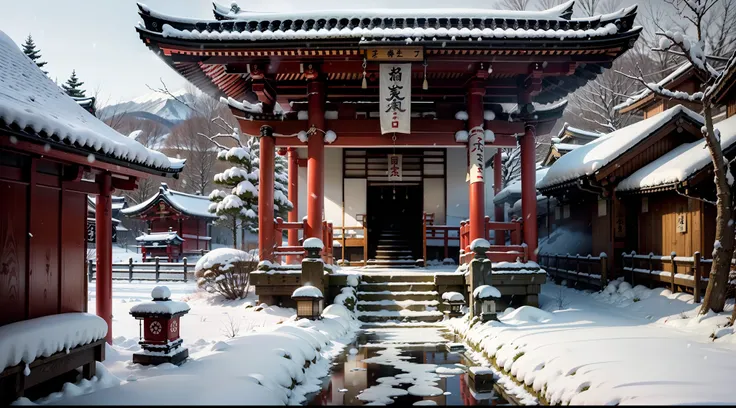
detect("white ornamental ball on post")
[151,286,172,301]
[469,238,491,259]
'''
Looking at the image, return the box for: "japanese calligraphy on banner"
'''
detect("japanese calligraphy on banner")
[380,64,412,134]
[468,126,485,183]
[388,154,402,181]
[366,47,423,62]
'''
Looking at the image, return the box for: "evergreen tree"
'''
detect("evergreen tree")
[62,70,86,98]
[209,136,292,248]
[21,34,47,74]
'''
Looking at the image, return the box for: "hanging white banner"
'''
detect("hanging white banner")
[468,126,485,184]
[380,63,412,134]
[388,154,402,181]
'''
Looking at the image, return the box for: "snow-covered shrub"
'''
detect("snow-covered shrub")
[195,248,256,300]
[334,286,357,312]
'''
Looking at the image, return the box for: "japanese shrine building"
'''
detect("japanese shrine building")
[136,1,641,264]
[121,183,218,261]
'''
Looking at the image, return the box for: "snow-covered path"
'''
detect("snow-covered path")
[450,280,736,405]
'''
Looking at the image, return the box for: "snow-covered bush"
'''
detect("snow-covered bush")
[334,286,357,312]
[195,248,257,300]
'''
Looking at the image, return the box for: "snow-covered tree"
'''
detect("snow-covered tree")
[62,70,85,98]
[205,121,292,249]
[21,34,47,74]
[617,0,734,316]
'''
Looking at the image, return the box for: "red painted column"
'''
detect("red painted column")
[287,147,299,263]
[467,81,486,243]
[520,123,538,261]
[95,172,113,344]
[307,80,325,240]
[493,151,505,245]
[259,126,276,262]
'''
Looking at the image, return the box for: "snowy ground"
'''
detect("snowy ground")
[15,282,359,406]
[87,245,143,263]
[449,279,736,405]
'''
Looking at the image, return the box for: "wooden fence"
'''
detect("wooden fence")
[539,253,608,288]
[88,257,191,282]
[621,252,705,302]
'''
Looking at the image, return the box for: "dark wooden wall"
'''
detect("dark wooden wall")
[1,154,87,326]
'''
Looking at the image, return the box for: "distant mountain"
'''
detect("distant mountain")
[99,89,196,129]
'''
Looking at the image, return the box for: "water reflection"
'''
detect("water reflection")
[309,329,508,406]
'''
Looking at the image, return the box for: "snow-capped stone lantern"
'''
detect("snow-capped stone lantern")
[292,285,324,320]
[441,291,465,318]
[129,286,190,366]
[473,285,501,322]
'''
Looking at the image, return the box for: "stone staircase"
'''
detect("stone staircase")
[355,274,444,324]
[366,230,416,268]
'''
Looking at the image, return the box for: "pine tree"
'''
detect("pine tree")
[209,136,292,248]
[62,70,86,98]
[22,34,47,74]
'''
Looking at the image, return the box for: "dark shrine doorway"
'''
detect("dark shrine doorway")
[366,182,424,261]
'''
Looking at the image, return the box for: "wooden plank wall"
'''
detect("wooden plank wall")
[0,159,87,326]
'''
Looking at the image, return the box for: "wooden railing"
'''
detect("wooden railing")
[87,257,191,282]
[621,252,706,302]
[539,253,608,288]
[422,212,460,263]
[334,224,369,266]
[458,217,525,264]
[273,218,334,265]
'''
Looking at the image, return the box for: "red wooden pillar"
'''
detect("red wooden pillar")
[467,81,486,243]
[287,148,299,263]
[493,150,505,244]
[95,171,113,344]
[259,126,276,262]
[520,123,538,261]
[306,80,325,240]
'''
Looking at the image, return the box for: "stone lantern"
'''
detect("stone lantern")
[441,291,465,318]
[129,286,190,366]
[472,285,501,322]
[291,285,324,320]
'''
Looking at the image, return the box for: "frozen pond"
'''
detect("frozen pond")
[308,327,510,406]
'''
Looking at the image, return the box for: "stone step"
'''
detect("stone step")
[356,291,439,301]
[356,299,439,312]
[375,255,414,260]
[358,282,435,292]
[360,274,436,283]
[376,249,413,254]
[356,310,444,323]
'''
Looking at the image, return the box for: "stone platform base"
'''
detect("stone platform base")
[133,348,189,366]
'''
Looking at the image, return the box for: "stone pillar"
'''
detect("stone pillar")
[307,80,325,240]
[520,123,538,261]
[95,171,113,344]
[259,125,276,262]
[467,80,486,242]
[301,238,325,296]
[286,147,299,264]
[467,238,492,317]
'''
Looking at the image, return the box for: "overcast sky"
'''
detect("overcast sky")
[1,0,641,105]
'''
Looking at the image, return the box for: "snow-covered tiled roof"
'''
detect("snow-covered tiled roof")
[554,143,581,152]
[708,52,736,103]
[135,231,184,243]
[0,30,184,173]
[557,122,605,141]
[538,105,704,190]
[122,182,218,219]
[493,167,550,205]
[616,113,736,192]
[138,2,639,44]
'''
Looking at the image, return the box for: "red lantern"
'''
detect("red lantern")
[130,286,190,366]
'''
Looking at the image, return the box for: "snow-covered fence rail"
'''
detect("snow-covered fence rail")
[621,252,705,302]
[87,257,191,283]
[538,253,608,288]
